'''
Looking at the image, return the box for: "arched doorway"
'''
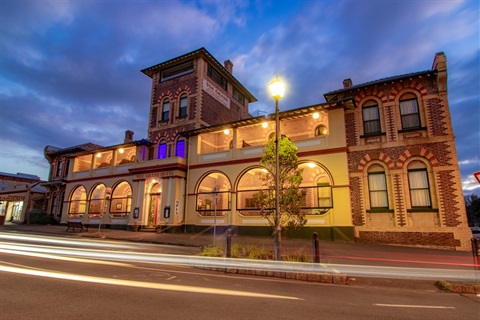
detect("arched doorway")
[148,182,162,227]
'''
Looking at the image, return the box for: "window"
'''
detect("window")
[400,98,421,129]
[368,165,388,208]
[178,94,188,118]
[408,162,431,207]
[89,184,106,217]
[68,186,87,216]
[55,161,64,178]
[158,141,167,159]
[110,182,132,218]
[207,64,227,90]
[161,99,170,121]
[196,172,231,216]
[362,104,381,134]
[315,125,328,136]
[160,60,193,82]
[175,139,185,158]
[233,87,245,105]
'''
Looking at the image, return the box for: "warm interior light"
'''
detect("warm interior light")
[313,112,319,119]
[308,163,316,168]
[118,148,124,154]
[268,76,284,100]
[224,129,230,135]
[96,153,101,158]
[262,122,268,128]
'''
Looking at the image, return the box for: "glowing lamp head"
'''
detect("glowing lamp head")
[268,76,284,100]
[118,148,124,154]
[262,122,268,128]
[313,112,319,119]
[224,129,230,135]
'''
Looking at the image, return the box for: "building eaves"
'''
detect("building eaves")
[182,97,355,137]
[67,139,153,157]
[324,70,436,96]
[141,47,257,103]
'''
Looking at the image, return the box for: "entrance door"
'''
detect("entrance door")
[148,193,161,227]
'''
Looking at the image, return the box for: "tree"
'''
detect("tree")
[465,194,480,226]
[253,135,307,260]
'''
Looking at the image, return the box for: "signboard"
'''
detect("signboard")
[474,171,480,184]
[203,79,230,109]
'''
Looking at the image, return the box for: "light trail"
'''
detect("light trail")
[1,241,478,282]
[0,265,301,300]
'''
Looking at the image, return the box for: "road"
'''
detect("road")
[1,233,479,320]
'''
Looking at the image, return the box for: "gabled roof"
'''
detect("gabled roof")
[324,70,436,97]
[141,47,257,103]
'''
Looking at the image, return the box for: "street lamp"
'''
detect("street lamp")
[268,76,284,261]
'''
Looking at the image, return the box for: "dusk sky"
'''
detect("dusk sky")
[0,0,479,193]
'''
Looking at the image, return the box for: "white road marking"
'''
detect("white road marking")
[374,304,455,309]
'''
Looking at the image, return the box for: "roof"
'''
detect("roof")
[0,172,41,181]
[66,139,153,157]
[182,97,355,136]
[45,143,104,156]
[324,70,436,96]
[141,47,257,103]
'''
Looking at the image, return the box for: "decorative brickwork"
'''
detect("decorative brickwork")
[357,152,395,172]
[388,79,428,101]
[356,231,460,248]
[354,88,388,105]
[397,147,439,168]
[345,112,357,147]
[149,106,157,129]
[384,105,397,142]
[350,177,364,226]
[426,98,448,136]
[392,173,406,226]
[437,170,461,227]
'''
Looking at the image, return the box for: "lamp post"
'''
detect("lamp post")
[268,76,284,261]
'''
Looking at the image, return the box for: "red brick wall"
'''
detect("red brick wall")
[357,231,460,248]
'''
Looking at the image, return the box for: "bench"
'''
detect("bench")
[66,221,89,232]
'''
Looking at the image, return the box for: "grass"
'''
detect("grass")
[202,243,312,262]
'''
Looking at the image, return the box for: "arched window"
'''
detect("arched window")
[367,164,388,208]
[314,125,328,136]
[88,184,106,217]
[196,172,231,216]
[236,167,270,215]
[179,93,188,118]
[400,93,420,129]
[298,163,333,214]
[175,138,185,158]
[407,161,431,208]
[362,100,381,135]
[158,140,168,159]
[110,182,132,218]
[68,186,87,216]
[161,98,170,121]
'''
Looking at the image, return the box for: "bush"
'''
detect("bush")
[29,208,57,225]
[202,243,308,261]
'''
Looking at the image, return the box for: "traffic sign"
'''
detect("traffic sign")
[474,171,480,184]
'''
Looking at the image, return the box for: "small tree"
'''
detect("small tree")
[253,135,307,259]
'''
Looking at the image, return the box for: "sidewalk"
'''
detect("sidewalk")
[1,222,476,270]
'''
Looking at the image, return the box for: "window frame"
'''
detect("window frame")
[178,93,188,118]
[161,98,170,122]
[362,105,381,135]
[367,171,389,209]
[207,64,227,91]
[400,98,421,130]
[407,168,432,208]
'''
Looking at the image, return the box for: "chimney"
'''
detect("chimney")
[224,60,233,74]
[124,130,134,143]
[343,78,352,88]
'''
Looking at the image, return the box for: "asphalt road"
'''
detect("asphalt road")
[1,234,479,320]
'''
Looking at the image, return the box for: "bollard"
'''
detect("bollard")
[313,232,320,263]
[471,238,480,270]
[226,228,232,258]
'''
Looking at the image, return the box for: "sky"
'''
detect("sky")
[0,0,479,194]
